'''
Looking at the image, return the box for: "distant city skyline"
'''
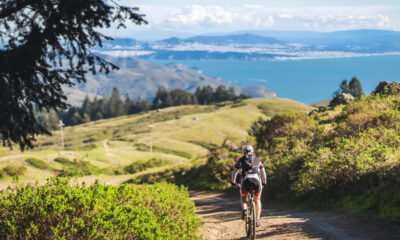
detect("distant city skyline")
[104,0,400,40]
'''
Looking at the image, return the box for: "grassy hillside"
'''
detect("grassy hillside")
[0,98,313,184]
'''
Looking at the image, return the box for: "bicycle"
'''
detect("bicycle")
[238,184,256,239]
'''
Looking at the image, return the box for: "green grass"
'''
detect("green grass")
[311,99,331,107]
[25,158,51,170]
[1,98,314,182]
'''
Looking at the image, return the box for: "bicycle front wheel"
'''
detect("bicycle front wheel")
[245,207,251,237]
[251,200,256,239]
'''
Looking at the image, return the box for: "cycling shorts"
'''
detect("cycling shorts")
[240,175,262,197]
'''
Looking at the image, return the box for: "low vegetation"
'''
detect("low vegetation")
[123,158,171,174]
[25,158,51,170]
[0,165,27,178]
[0,178,200,239]
[54,157,100,177]
[186,83,400,222]
[133,81,400,223]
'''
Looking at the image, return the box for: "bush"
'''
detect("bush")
[2,165,26,176]
[124,158,171,174]
[53,157,71,165]
[25,158,50,170]
[134,144,192,158]
[55,157,99,177]
[77,143,97,151]
[247,85,400,222]
[0,178,200,239]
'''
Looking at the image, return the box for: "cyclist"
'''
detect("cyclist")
[231,145,267,227]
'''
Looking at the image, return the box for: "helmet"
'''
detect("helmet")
[243,145,254,158]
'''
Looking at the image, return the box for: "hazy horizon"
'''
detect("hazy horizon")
[104,0,400,40]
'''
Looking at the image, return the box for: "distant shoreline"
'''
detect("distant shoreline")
[96,49,400,62]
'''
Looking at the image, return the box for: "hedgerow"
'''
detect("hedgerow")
[0,178,200,239]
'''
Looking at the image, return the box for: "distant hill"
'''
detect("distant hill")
[233,29,400,52]
[162,34,282,45]
[95,29,400,61]
[69,57,276,104]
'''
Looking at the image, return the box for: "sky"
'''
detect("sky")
[107,0,400,40]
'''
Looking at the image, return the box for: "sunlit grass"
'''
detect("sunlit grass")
[0,98,314,183]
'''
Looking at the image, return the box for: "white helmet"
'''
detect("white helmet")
[243,145,254,158]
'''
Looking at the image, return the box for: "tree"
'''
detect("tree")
[109,87,124,117]
[80,96,92,118]
[332,79,350,97]
[349,77,364,98]
[214,85,227,102]
[169,89,196,106]
[0,0,146,150]
[153,88,172,108]
[123,93,132,115]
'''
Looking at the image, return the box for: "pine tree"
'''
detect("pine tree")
[0,0,146,150]
[340,80,350,94]
[215,85,229,102]
[228,87,236,101]
[333,79,350,97]
[124,93,132,115]
[90,97,101,120]
[109,87,124,117]
[80,96,92,117]
[349,77,364,98]
[71,112,83,126]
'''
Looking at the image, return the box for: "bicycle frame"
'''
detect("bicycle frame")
[238,184,256,239]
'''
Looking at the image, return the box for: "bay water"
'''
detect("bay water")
[148,55,400,104]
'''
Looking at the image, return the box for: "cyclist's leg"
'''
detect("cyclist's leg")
[240,189,248,210]
[254,189,262,220]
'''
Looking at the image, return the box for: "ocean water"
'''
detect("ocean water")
[147,55,400,104]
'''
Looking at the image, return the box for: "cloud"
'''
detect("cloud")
[104,4,400,37]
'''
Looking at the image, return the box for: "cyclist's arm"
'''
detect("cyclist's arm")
[260,165,267,186]
[231,168,240,184]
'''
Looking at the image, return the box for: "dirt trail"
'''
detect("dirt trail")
[0,154,29,162]
[190,191,400,240]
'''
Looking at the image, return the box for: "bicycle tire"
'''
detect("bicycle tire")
[245,207,251,237]
[251,200,256,239]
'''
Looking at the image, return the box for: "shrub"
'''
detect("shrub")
[53,157,71,165]
[134,144,192,158]
[77,143,97,151]
[82,137,97,143]
[247,83,400,222]
[55,157,99,177]
[2,165,26,176]
[0,178,200,239]
[25,158,50,170]
[124,158,171,174]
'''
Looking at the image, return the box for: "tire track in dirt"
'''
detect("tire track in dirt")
[190,191,400,240]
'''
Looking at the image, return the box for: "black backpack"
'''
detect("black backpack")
[241,156,260,176]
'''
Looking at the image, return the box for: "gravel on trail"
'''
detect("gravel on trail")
[190,191,400,240]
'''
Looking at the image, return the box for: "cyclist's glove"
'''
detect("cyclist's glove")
[231,182,238,188]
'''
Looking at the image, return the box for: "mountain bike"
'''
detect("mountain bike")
[238,184,256,239]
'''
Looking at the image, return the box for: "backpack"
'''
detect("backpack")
[241,156,260,176]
